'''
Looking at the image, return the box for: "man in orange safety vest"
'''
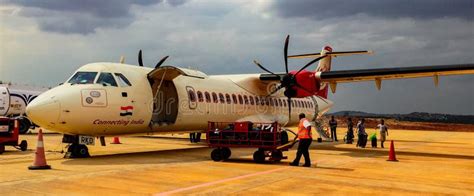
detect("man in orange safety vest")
[289,113,312,167]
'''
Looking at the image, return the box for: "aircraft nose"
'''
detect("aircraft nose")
[26,96,60,128]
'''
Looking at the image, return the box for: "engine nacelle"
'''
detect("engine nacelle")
[287,70,321,98]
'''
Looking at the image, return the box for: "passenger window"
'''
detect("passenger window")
[225,94,231,104]
[255,97,259,105]
[218,93,225,103]
[114,73,132,87]
[270,98,274,106]
[249,96,254,105]
[96,72,118,87]
[243,95,249,104]
[212,92,218,103]
[68,72,97,84]
[205,92,211,103]
[260,97,265,105]
[238,95,243,104]
[278,99,282,107]
[188,90,196,102]
[232,94,237,104]
[283,100,287,107]
[197,91,204,102]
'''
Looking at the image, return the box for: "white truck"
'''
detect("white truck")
[0,83,46,134]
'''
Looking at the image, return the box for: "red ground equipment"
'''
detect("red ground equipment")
[207,121,297,163]
[0,117,28,154]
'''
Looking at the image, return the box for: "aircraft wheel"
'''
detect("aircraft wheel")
[253,150,265,163]
[71,144,90,158]
[0,145,5,154]
[280,131,289,145]
[211,148,223,161]
[18,118,31,134]
[271,150,283,162]
[19,140,28,151]
[221,147,231,160]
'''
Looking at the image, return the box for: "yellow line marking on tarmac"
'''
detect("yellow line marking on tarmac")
[154,167,289,195]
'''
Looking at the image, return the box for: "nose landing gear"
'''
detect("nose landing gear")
[66,143,90,158]
[62,134,90,158]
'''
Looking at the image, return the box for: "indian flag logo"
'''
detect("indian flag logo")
[120,106,133,116]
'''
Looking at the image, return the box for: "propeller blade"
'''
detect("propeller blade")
[294,55,327,76]
[254,60,278,76]
[284,35,290,74]
[155,56,169,69]
[138,50,144,67]
[267,84,284,97]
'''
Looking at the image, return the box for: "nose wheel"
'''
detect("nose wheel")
[66,143,90,158]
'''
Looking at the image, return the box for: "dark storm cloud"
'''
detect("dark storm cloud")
[269,0,473,20]
[1,0,187,34]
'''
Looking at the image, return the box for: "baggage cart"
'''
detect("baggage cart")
[206,121,297,163]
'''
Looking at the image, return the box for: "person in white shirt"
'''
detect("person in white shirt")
[376,119,389,148]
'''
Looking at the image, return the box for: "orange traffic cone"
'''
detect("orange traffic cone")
[28,129,51,170]
[111,136,121,144]
[387,140,398,162]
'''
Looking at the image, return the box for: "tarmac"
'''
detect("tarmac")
[0,128,473,195]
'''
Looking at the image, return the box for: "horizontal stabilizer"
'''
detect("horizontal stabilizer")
[288,50,373,59]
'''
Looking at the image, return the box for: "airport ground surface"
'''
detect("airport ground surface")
[1,128,473,195]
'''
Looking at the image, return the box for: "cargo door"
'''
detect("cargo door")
[0,87,10,116]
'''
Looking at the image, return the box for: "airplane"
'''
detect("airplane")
[25,35,474,158]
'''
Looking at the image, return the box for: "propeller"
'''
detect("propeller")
[253,35,327,122]
[138,49,169,69]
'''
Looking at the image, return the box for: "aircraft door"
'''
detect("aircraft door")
[0,87,10,116]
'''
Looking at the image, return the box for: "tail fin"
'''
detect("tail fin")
[315,46,333,99]
[289,46,373,99]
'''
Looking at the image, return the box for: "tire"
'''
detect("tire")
[271,150,283,162]
[73,144,90,158]
[280,131,289,145]
[211,148,222,161]
[0,145,4,154]
[221,147,231,160]
[18,118,31,134]
[19,140,28,151]
[253,150,265,163]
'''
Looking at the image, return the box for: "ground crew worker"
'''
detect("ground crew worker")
[290,113,312,167]
[329,116,338,142]
[377,119,389,148]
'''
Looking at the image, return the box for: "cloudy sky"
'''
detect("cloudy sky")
[0,0,473,114]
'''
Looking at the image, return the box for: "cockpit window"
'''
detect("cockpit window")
[96,72,118,87]
[68,72,97,84]
[114,73,132,87]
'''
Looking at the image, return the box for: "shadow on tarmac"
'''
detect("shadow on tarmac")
[61,147,211,165]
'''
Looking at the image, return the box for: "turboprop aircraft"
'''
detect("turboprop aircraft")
[25,35,474,158]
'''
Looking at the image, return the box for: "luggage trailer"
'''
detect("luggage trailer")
[0,117,28,154]
[206,121,297,163]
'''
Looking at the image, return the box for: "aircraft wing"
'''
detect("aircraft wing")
[259,64,474,93]
[319,63,474,92]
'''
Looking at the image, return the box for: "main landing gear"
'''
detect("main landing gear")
[62,134,90,158]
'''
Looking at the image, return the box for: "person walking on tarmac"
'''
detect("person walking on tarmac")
[346,117,354,144]
[377,119,389,148]
[356,118,367,148]
[290,113,313,167]
[329,116,338,142]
